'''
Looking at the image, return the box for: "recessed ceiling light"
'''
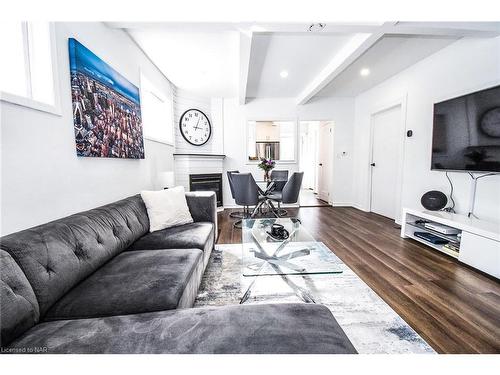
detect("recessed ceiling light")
[360,68,370,76]
[280,70,289,78]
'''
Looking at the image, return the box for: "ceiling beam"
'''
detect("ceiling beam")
[390,22,500,38]
[107,21,500,104]
[238,32,253,105]
[295,21,500,104]
[295,23,395,105]
[389,27,500,38]
[105,22,385,34]
[107,21,500,35]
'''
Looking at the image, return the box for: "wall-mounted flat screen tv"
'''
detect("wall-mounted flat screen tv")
[431,84,500,172]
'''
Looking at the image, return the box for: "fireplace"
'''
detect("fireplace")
[189,173,223,207]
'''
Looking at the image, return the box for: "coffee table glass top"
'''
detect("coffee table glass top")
[241,218,343,277]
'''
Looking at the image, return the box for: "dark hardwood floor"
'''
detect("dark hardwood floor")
[217,206,500,354]
[299,189,330,207]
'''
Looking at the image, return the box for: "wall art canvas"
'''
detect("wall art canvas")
[69,38,144,158]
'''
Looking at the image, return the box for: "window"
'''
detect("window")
[140,74,174,145]
[0,22,59,113]
[247,120,296,162]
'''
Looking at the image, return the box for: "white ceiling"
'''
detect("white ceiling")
[113,22,500,102]
[127,28,239,97]
[317,35,458,97]
[246,33,362,98]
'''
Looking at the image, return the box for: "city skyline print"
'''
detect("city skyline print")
[69,38,145,159]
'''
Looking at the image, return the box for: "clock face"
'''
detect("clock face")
[179,109,212,146]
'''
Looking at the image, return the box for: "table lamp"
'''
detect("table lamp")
[158,171,175,189]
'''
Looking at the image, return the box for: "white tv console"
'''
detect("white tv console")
[401,208,500,279]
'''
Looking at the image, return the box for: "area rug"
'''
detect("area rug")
[194,243,436,354]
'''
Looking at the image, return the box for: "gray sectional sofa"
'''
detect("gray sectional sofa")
[0,191,356,354]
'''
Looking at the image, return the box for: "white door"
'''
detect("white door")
[370,105,401,220]
[299,122,318,191]
[317,122,333,202]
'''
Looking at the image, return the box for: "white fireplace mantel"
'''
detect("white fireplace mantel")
[173,153,226,193]
[173,153,226,160]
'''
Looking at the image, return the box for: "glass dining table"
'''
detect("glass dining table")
[253,180,279,216]
[255,179,272,190]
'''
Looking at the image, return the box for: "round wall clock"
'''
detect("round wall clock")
[179,109,212,146]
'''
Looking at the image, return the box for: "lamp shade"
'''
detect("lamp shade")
[158,171,175,189]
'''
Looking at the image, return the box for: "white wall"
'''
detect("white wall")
[222,96,355,207]
[0,22,175,235]
[352,36,500,224]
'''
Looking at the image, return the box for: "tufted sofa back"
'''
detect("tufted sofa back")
[0,250,40,347]
[0,195,149,321]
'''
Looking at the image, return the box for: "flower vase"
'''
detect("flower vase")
[264,171,270,182]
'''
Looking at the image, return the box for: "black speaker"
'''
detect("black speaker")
[421,190,448,211]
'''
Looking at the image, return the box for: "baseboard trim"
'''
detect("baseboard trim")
[222,203,371,212]
[352,204,369,212]
[331,202,354,207]
[222,204,299,210]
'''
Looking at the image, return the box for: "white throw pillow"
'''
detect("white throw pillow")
[140,186,193,232]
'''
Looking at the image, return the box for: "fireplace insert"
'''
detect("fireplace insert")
[189,173,223,207]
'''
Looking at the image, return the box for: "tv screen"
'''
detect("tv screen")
[431,84,500,172]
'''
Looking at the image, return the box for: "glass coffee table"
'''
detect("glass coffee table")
[241,218,343,304]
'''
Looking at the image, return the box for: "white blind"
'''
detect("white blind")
[140,74,174,145]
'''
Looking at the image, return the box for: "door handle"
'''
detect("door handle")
[370,163,376,166]
[319,163,323,166]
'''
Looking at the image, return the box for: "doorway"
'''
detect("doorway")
[369,105,402,220]
[299,121,333,207]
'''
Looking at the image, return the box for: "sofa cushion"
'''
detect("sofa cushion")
[9,303,357,354]
[44,248,203,321]
[0,195,149,317]
[128,222,214,254]
[0,250,40,347]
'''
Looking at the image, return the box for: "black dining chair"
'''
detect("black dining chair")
[231,173,267,228]
[267,172,304,217]
[227,170,247,220]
